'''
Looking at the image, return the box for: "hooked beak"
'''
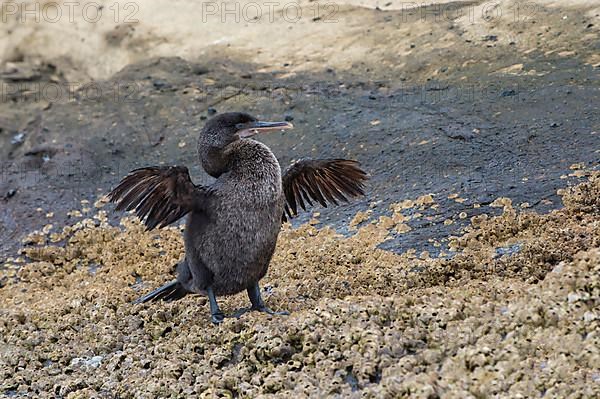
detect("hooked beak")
[235,120,294,138]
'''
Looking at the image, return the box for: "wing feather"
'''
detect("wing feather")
[282,159,368,222]
[108,166,207,230]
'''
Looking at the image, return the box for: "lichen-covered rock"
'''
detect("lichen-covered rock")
[1,176,599,397]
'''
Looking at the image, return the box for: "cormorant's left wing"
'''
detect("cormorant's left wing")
[108,166,209,230]
[282,159,368,222]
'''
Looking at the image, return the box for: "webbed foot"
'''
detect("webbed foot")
[254,306,289,316]
[207,286,225,325]
[232,306,289,319]
[234,283,290,319]
[211,311,225,324]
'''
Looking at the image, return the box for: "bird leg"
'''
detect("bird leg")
[233,283,289,318]
[207,286,225,324]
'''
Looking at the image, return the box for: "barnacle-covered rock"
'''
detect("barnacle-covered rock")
[1,176,599,397]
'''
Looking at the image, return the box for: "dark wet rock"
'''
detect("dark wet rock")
[426,84,449,91]
[494,243,523,258]
[88,263,101,275]
[5,189,17,199]
[345,368,360,391]
[440,125,475,141]
[207,107,217,115]
[152,79,170,90]
[192,65,209,75]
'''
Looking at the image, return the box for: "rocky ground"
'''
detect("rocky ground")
[1,172,599,397]
[1,0,599,258]
[1,0,600,397]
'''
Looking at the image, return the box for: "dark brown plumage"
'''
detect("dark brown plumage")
[109,112,368,324]
[109,166,206,230]
[282,159,367,221]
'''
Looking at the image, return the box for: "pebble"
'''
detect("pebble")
[11,132,25,145]
[152,79,169,90]
[192,65,209,75]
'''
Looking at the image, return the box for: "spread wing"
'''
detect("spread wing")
[108,166,208,230]
[282,159,368,222]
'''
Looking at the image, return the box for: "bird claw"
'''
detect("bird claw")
[211,312,225,324]
[259,306,290,316]
[233,306,289,319]
[232,307,252,318]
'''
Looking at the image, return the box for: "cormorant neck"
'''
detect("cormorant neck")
[200,146,229,178]
[200,140,280,179]
[224,139,280,179]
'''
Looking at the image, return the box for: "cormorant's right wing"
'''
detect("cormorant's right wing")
[108,166,209,230]
[281,159,368,222]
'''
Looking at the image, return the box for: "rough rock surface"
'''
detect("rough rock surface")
[2,0,600,259]
[1,0,600,396]
[1,174,599,397]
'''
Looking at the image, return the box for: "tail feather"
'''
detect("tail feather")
[133,281,189,304]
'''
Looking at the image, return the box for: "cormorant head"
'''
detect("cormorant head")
[198,112,293,177]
